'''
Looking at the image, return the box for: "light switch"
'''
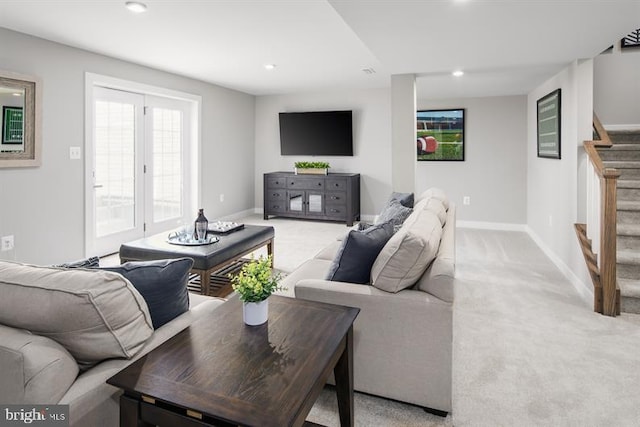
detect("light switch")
[69,146,81,160]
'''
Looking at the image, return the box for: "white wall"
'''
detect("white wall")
[416,95,528,225]
[0,28,255,265]
[594,45,640,126]
[254,89,391,217]
[0,92,24,152]
[526,60,593,301]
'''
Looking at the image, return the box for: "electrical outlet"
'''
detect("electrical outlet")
[463,196,471,206]
[219,194,225,203]
[549,215,553,227]
[69,146,81,160]
[1,235,14,251]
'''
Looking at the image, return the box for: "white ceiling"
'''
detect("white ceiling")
[0,0,638,99]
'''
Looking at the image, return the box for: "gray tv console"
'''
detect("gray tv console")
[263,172,360,226]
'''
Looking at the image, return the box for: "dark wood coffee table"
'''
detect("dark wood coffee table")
[119,225,274,297]
[107,296,359,427]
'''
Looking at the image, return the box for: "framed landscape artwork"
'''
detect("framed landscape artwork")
[416,109,465,161]
[537,89,561,159]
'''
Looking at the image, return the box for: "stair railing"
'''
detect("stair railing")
[576,114,620,316]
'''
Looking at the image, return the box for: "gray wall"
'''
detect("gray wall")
[594,45,640,126]
[0,27,255,265]
[526,60,593,298]
[254,89,392,217]
[416,95,528,225]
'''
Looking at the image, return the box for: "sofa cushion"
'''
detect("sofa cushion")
[0,324,79,404]
[326,222,394,284]
[0,260,153,370]
[99,258,193,329]
[423,198,447,225]
[371,210,443,293]
[375,199,413,230]
[416,187,450,210]
[315,240,342,261]
[415,204,456,302]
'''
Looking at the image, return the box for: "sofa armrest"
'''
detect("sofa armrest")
[295,279,452,410]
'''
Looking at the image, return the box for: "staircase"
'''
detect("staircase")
[597,130,640,314]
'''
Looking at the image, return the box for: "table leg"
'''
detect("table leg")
[334,325,354,427]
[201,270,211,296]
[120,394,153,427]
[267,238,274,265]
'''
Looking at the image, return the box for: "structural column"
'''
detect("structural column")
[390,74,416,194]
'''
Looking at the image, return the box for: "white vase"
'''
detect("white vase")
[243,299,268,326]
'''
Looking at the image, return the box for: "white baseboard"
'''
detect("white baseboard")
[456,220,527,232]
[219,209,259,221]
[603,124,640,131]
[524,225,593,307]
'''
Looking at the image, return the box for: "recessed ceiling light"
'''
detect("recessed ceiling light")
[264,64,277,70]
[125,1,147,13]
[12,92,22,97]
[452,70,464,77]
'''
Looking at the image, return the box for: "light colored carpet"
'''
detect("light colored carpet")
[105,215,640,426]
[239,216,640,427]
[242,215,348,273]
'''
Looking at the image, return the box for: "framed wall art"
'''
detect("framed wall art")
[416,109,464,161]
[2,106,23,144]
[537,89,561,159]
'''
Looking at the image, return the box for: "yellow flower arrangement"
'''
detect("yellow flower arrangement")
[231,255,284,303]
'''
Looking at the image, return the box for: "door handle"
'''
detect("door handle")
[93,184,104,189]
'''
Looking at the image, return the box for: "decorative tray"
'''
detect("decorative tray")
[208,221,244,234]
[166,232,219,246]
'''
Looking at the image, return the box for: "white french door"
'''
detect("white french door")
[86,87,192,256]
[144,95,191,236]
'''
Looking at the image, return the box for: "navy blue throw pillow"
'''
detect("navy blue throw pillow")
[326,222,394,284]
[99,258,193,329]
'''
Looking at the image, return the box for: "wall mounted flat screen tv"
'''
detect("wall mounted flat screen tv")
[279,110,353,156]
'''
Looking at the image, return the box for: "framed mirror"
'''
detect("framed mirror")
[0,70,41,167]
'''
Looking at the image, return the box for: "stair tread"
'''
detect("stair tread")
[602,161,640,168]
[597,144,640,151]
[617,179,640,189]
[617,249,640,264]
[619,278,640,298]
[618,223,640,236]
[618,200,640,210]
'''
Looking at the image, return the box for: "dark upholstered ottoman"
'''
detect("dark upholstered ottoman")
[119,225,274,296]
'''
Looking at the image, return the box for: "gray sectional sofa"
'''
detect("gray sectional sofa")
[0,187,455,424]
[282,188,456,413]
[0,261,224,427]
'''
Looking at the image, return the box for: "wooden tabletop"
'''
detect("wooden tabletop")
[108,296,359,427]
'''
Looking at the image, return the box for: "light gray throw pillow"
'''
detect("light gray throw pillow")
[0,260,154,370]
[371,210,443,293]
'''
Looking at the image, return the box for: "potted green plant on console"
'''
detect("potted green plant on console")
[231,255,284,326]
[294,161,330,175]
